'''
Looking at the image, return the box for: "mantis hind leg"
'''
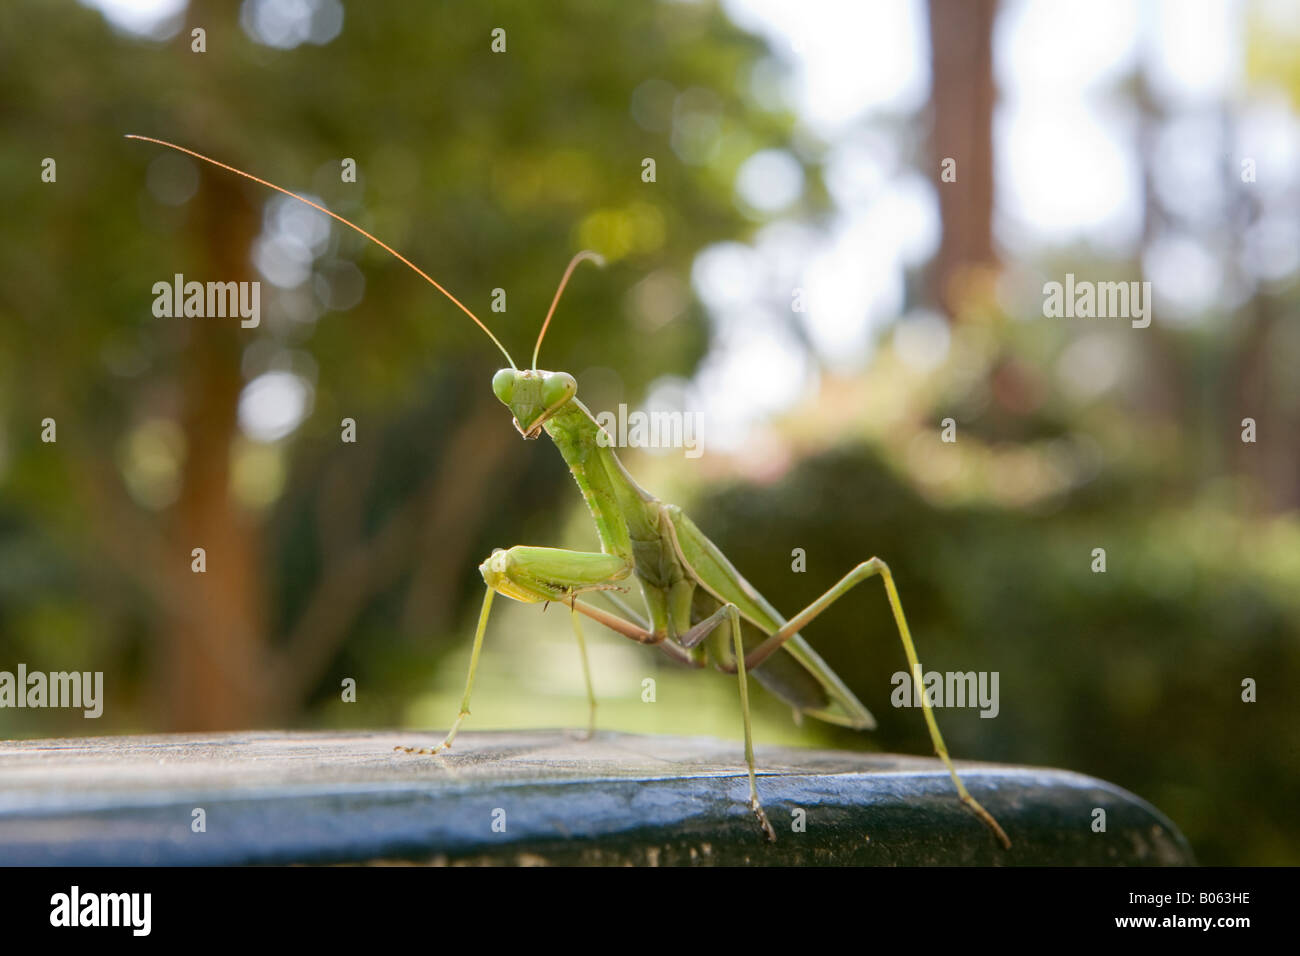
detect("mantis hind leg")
[395,585,496,755]
[745,557,1012,850]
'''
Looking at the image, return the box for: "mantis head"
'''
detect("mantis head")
[492,369,577,439]
[492,248,602,439]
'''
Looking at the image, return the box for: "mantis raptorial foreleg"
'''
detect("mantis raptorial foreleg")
[743,557,1012,849]
[399,545,634,753]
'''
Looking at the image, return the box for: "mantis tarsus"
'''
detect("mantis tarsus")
[127,134,1011,849]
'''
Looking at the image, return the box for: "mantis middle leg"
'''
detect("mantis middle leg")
[670,600,777,841]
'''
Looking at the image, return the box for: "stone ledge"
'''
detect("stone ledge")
[0,730,1193,866]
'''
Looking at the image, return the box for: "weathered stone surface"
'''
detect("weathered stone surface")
[0,730,1193,865]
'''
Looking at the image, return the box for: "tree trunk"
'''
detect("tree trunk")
[158,173,268,730]
[926,0,999,320]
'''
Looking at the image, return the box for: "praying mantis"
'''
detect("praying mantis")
[127,135,1011,849]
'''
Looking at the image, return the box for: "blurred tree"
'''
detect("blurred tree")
[925,0,998,321]
[0,0,783,729]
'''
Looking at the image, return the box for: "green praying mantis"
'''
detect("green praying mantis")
[127,135,1011,849]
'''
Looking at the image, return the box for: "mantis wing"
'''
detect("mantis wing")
[664,506,876,730]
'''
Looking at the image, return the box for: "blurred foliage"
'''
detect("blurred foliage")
[0,0,1296,869]
[0,0,785,728]
[693,311,1300,866]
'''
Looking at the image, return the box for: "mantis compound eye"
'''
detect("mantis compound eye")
[541,371,577,409]
[491,368,515,404]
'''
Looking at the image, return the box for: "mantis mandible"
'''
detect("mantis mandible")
[127,135,1011,849]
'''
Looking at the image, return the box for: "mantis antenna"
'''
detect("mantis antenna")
[532,250,604,370]
[124,134,518,369]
